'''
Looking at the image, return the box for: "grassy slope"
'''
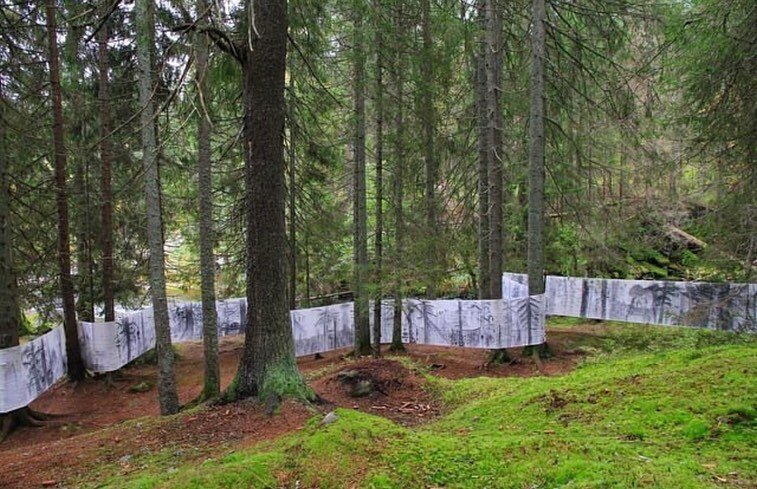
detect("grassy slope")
[107,325,756,489]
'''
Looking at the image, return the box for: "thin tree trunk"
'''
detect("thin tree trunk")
[195,0,219,400]
[485,0,503,300]
[389,4,406,352]
[523,0,550,360]
[136,0,179,415]
[527,0,546,297]
[352,6,371,356]
[288,52,297,311]
[421,0,438,299]
[231,0,309,404]
[476,0,490,300]
[74,158,94,322]
[372,0,385,358]
[98,15,115,322]
[0,81,18,354]
[0,81,35,443]
[46,0,85,381]
[304,231,311,307]
[63,7,95,324]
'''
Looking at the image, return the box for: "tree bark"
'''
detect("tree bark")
[523,0,550,359]
[352,5,371,356]
[0,81,18,353]
[389,4,406,352]
[485,0,503,300]
[63,2,95,324]
[46,0,85,381]
[527,0,546,297]
[421,0,438,299]
[98,13,115,323]
[136,0,179,415]
[371,0,385,358]
[231,0,309,403]
[195,0,220,400]
[476,0,490,300]
[0,78,51,444]
[288,54,297,312]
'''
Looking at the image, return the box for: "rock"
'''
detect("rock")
[127,381,153,393]
[350,380,373,398]
[336,370,360,383]
[321,411,339,426]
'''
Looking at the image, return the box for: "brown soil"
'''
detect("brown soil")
[0,329,590,488]
[311,357,441,425]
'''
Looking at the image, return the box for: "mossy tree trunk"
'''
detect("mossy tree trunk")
[229,0,311,405]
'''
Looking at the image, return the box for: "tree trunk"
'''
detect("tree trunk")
[523,0,550,360]
[98,13,115,322]
[63,4,95,324]
[421,0,438,299]
[0,79,52,443]
[476,0,490,300]
[485,0,503,300]
[527,0,546,297]
[288,55,297,312]
[352,6,371,356]
[372,0,385,358]
[0,81,18,355]
[46,0,85,381]
[195,0,219,400]
[136,0,179,415]
[231,0,310,404]
[389,4,406,353]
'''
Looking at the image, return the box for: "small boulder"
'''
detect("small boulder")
[350,380,374,398]
[127,381,152,393]
[321,411,339,426]
[336,370,360,383]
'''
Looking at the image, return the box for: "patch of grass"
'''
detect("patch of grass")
[99,330,756,489]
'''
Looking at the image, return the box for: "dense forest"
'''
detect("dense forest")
[0,0,755,482]
[1,0,753,330]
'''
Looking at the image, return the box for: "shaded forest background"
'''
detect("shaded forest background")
[0,0,754,336]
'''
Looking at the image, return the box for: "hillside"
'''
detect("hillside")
[97,324,756,488]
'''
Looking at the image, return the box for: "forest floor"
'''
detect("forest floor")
[0,321,754,488]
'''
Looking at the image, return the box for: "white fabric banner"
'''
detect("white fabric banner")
[0,327,67,413]
[504,273,756,332]
[5,272,753,413]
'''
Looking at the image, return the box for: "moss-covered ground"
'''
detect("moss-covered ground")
[102,324,756,488]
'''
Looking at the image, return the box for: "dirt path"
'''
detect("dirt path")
[0,329,592,488]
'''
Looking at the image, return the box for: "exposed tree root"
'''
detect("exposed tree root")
[0,407,56,443]
[486,348,512,365]
[522,342,553,360]
[388,342,406,353]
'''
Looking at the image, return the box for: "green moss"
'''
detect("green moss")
[100,330,756,489]
[259,361,315,403]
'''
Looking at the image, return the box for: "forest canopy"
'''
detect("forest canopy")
[0,0,753,333]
